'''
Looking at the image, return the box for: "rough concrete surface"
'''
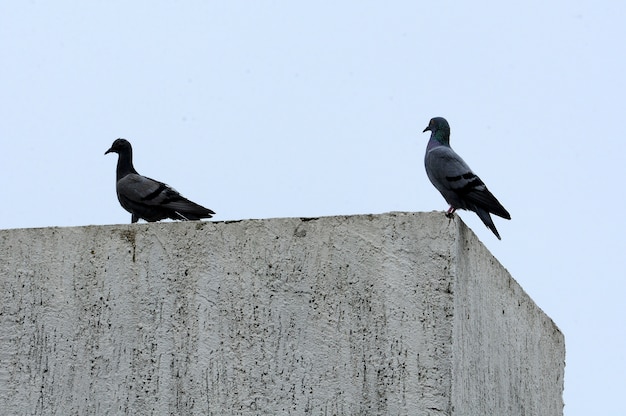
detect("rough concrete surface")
[0,212,564,415]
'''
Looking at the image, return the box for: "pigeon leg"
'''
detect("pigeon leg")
[445,206,456,218]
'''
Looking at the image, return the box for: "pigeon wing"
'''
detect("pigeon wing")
[116,174,214,222]
[426,146,510,219]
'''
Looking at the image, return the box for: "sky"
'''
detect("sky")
[1,1,625,414]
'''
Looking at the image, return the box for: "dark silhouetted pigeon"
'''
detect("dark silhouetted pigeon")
[423,117,510,239]
[105,138,215,223]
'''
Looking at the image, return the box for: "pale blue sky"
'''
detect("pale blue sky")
[2,2,625,414]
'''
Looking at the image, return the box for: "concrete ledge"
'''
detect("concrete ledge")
[0,212,564,415]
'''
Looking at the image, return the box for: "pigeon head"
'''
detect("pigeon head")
[105,138,132,155]
[105,138,138,179]
[423,117,451,145]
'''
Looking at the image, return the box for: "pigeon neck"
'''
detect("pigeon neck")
[116,150,138,181]
[429,130,450,148]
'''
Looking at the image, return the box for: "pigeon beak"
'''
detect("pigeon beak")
[423,126,431,133]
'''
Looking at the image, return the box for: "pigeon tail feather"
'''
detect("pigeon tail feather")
[474,207,502,240]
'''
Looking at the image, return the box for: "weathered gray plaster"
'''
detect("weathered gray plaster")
[0,212,564,415]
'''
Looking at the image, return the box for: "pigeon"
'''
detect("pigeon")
[105,138,215,223]
[423,117,510,239]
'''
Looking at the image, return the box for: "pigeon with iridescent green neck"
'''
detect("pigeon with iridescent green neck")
[423,117,510,239]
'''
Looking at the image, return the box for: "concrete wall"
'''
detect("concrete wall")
[0,212,564,415]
